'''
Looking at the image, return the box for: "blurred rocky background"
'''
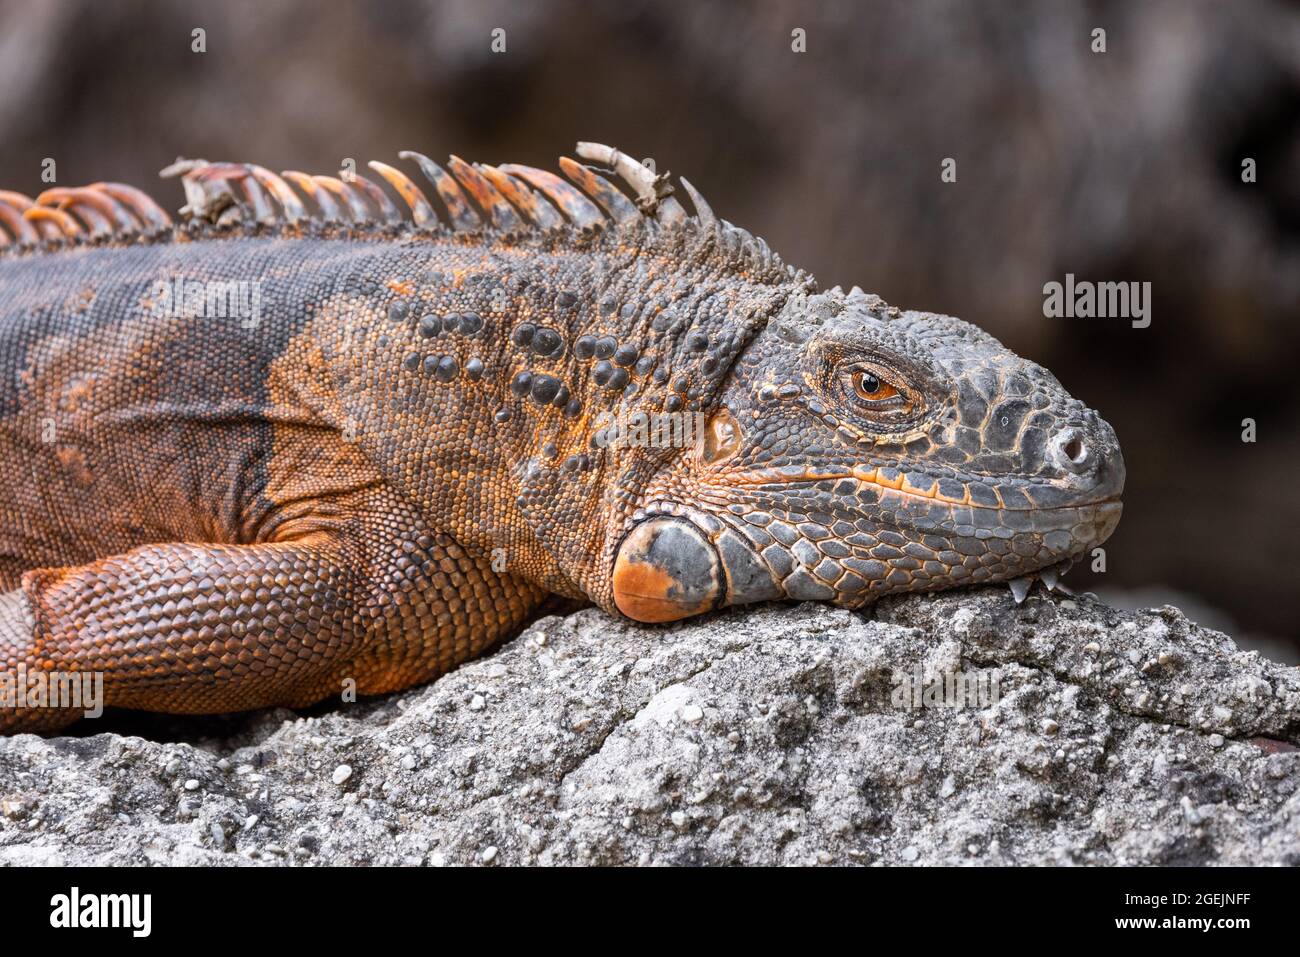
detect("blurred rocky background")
[0,0,1295,652]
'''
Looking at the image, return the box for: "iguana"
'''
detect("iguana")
[0,142,1123,732]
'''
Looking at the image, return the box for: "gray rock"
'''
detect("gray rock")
[1,587,1297,866]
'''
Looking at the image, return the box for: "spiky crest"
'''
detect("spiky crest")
[0,144,801,286]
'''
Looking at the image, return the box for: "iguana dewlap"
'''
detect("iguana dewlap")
[0,143,1123,731]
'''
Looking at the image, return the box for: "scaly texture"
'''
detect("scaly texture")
[0,144,1123,730]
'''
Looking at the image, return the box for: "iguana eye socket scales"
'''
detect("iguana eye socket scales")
[0,141,1123,729]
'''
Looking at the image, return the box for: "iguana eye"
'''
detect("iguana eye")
[852,370,901,403]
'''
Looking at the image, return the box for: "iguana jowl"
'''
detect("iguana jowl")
[0,143,1124,731]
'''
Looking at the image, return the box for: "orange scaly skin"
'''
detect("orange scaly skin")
[0,145,1124,731]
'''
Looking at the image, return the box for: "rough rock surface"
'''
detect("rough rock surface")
[1,588,1297,866]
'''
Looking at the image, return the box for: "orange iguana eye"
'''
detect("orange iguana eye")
[852,370,899,402]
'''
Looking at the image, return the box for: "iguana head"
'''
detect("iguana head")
[611,287,1124,622]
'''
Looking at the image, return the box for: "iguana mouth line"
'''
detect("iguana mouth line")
[721,469,1122,511]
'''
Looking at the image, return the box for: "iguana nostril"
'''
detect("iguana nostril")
[1054,429,1090,472]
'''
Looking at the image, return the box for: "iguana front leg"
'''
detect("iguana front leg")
[0,490,545,732]
[0,588,56,732]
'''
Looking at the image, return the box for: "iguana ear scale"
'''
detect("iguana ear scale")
[612,518,722,623]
